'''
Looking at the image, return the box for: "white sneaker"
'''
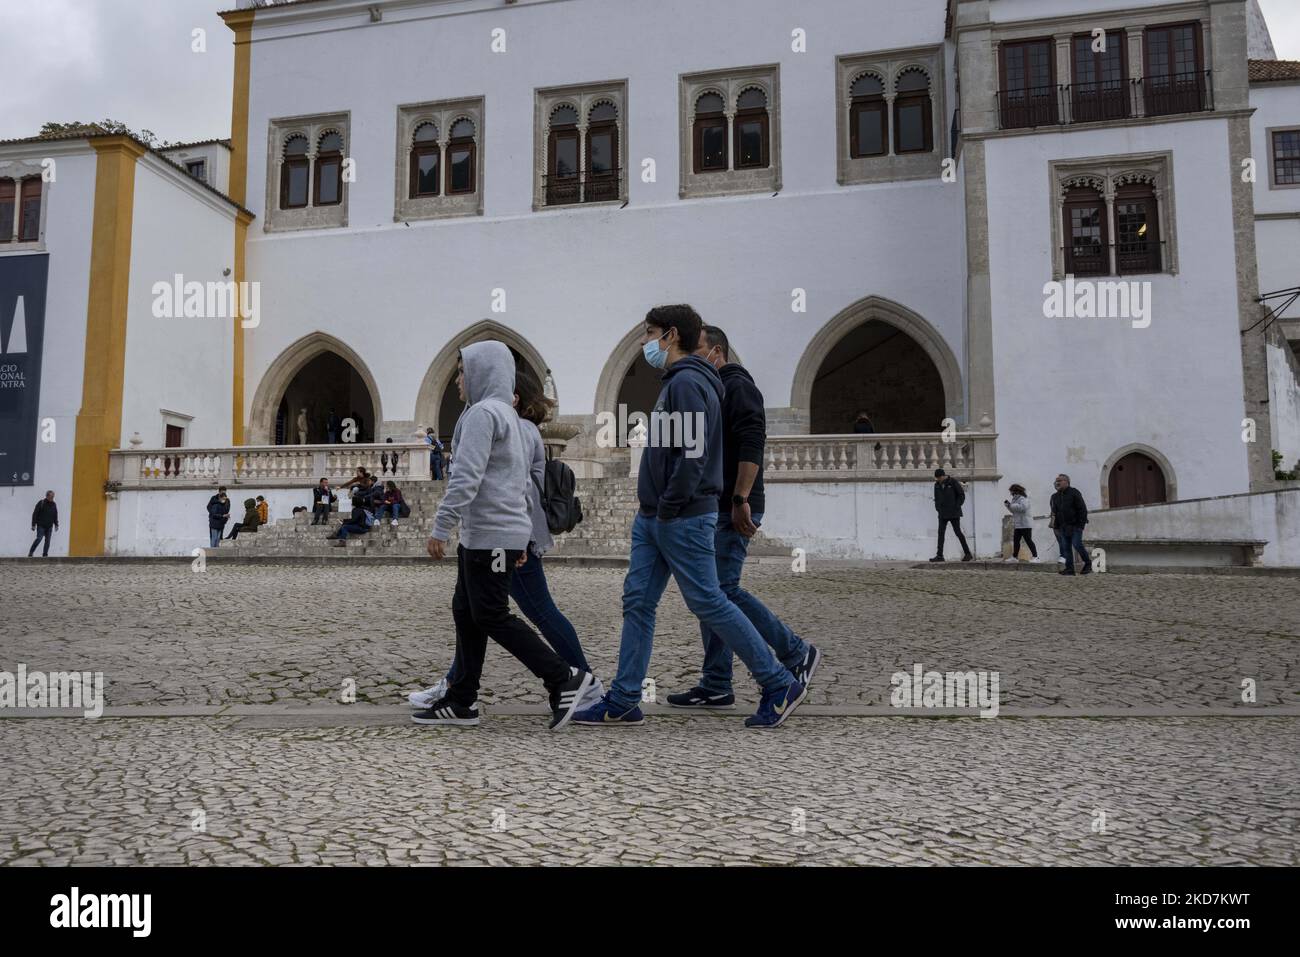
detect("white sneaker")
[408,677,448,709]
[578,675,606,709]
[1003,557,1017,563]
[1057,557,1066,565]
[1030,557,1042,564]
[391,519,399,527]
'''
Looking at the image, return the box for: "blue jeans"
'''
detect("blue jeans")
[1055,527,1089,571]
[698,512,808,696]
[609,511,792,710]
[379,503,402,521]
[430,453,444,480]
[208,528,221,548]
[336,521,369,540]
[447,549,590,684]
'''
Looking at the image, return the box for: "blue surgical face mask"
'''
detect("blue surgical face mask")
[642,332,669,370]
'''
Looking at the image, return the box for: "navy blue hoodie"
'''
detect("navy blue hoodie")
[637,354,724,520]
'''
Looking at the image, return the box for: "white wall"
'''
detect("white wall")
[0,147,96,557]
[760,479,1004,560]
[1268,338,1300,469]
[1249,83,1300,218]
[1082,487,1300,566]
[120,156,236,450]
[986,118,1252,517]
[110,485,315,556]
[239,0,965,430]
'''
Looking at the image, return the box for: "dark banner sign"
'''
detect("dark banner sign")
[0,254,49,486]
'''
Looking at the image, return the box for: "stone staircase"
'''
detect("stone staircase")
[221,472,793,560]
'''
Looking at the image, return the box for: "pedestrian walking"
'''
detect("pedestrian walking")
[409,365,606,712]
[1004,483,1039,562]
[665,325,822,710]
[930,468,973,562]
[424,427,445,480]
[1049,473,1092,575]
[28,490,59,557]
[414,341,593,730]
[572,305,806,730]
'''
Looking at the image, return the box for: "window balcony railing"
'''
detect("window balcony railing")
[543,168,623,207]
[1141,70,1213,117]
[997,71,1213,130]
[1063,240,1166,277]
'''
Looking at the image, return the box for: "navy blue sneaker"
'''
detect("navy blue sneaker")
[666,686,735,709]
[572,695,645,726]
[744,679,807,729]
[790,645,823,689]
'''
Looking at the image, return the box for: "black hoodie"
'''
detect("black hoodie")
[717,364,766,515]
[637,354,724,520]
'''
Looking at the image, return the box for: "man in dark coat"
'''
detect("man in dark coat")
[930,468,973,562]
[29,490,58,557]
[207,492,230,548]
[1050,473,1092,575]
[311,477,337,525]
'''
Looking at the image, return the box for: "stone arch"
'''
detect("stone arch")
[413,319,550,437]
[790,295,963,434]
[1100,443,1177,508]
[247,332,383,445]
[592,320,745,421]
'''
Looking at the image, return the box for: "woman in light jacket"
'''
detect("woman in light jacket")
[1004,483,1039,562]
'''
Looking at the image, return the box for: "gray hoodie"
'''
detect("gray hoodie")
[1007,493,1033,529]
[430,341,531,550]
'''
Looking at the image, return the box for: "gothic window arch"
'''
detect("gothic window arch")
[395,98,484,221]
[836,48,943,185]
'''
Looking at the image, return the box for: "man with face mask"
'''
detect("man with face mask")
[573,305,807,729]
[665,324,822,709]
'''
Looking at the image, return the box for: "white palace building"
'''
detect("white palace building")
[2,0,1299,563]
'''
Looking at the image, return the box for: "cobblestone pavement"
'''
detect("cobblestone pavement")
[2,563,1297,865]
[1,716,1295,865]
[1,563,1296,710]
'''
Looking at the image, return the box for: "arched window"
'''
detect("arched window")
[733,87,769,169]
[1114,181,1161,274]
[313,131,344,206]
[693,91,728,173]
[280,135,310,209]
[585,102,619,201]
[447,118,476,195]
[1063,185,1108,276]
[849,74,886,158]
[0,179,14,243]
[409,122,439,198]
[546,104,580,205]
[893,70,933,153]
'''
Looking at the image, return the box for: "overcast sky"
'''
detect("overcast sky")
[2,0,1299,144]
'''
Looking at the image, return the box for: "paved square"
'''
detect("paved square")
[1,562,1297,865]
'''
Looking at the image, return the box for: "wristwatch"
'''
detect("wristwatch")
[732,494,747,506]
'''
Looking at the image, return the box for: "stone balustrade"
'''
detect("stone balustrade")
[109,443,431,489]
[763,432,999,481]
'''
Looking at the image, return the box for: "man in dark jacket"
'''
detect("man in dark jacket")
[29,490,58,557]
[1050,473,1092,575]
[574,305,806,730]
[931,468,973,562]
[311,477,336,525]
[207,492,230,548]
[666,325,822,710]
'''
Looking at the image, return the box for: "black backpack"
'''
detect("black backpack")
[534,459,583,534]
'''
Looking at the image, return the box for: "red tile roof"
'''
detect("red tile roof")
[1250,59,1300,83]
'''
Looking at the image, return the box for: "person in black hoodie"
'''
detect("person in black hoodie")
[573,305,807,730]
[206,492,230,548]
[1049,473,1092,575]
[930,467,973,562]
[666,325,822,710]
[29,490,58,557]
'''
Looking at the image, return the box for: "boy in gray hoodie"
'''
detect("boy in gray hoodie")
[417,340,593,731]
